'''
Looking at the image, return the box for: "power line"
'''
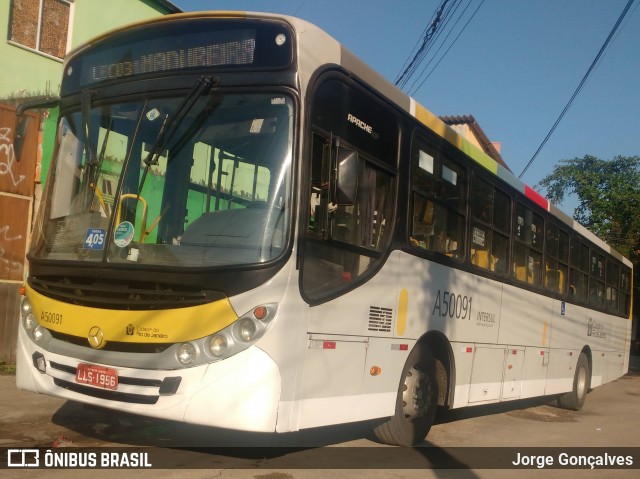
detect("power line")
[395,1,485,93]
[395,9,441,81]
[408,0,468,90]
[395,0,453,88]
[518,0,637,179]
[408,0,486,96]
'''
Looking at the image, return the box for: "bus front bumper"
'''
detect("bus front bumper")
[16,326,281,432]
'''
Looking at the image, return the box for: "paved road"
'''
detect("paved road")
[2,356,639,478]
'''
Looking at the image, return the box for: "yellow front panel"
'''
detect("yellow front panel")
[27,285,238,345]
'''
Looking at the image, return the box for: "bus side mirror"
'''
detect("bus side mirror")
[336,148,358,205]
[14,97,60,161]
[13,116,30,162]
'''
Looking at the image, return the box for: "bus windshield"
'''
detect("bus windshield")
[32,90,293,268]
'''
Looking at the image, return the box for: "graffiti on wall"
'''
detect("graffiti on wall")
[0,127,26,187]
[0,225,24,275]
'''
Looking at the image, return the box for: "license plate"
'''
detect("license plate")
[75,363,118,390]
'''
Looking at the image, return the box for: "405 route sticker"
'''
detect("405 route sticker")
[83,228,106,250]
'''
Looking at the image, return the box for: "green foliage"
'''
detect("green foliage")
[537,155,640,262]
[0,91,55,103]
[0,361,16,374]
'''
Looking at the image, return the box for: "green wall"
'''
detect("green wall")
[1,0,180,183]
[1,0,177,99]
[69,0,176,51]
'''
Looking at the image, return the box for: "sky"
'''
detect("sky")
[173,0,640,215]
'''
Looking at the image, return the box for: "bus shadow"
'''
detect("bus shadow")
[434,395,559,425]
[50,392,560,448]
[50,401,479,473]
[51,400,384,448]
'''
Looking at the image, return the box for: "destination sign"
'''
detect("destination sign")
[88,36,256,83]
[62,19,293,94]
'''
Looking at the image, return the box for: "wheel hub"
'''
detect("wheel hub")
[402,365,429,421]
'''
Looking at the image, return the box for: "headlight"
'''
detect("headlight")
[21,297,32,316]
[208,335,227,357]
[235,318,257,342]
[176,343,197,365]
[23,313,37,331]
[33,326,45,343]
[171,303,278,368]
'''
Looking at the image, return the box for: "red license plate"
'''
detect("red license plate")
[75,363,118,390]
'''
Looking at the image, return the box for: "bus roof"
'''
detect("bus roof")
[64,11,631,267]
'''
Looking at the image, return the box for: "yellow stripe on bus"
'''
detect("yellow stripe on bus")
[397,288,409,337]
[413,102,498,174]
[27,285,238,344]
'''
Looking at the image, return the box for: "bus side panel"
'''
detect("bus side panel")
[589,308,628,386]
[547,298,627,389]
[450,342,475,408]
[497,284,553,349]
[295,336,400,429]
[306,252,400,337]
[468,344,505,403]
[396,252,502,345]
[549,301,589,352]
[520,346,549,398]
[545,349,580,395]
[546,299,586,395]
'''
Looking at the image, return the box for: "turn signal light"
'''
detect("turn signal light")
[253,306,268,320]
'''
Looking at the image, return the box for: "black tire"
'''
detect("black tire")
[373,343,439,446]
[557,352,590,411]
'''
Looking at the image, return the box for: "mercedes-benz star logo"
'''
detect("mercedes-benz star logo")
[87,326,105,349]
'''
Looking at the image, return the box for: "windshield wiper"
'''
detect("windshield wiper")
[81,88,97,167]
[138,75,217,195]
[78,89,102,212]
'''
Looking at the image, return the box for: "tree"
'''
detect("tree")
[537,155,640,264]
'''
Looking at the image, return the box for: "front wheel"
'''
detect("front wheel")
[373,344,439,446]
[557,352,590,411]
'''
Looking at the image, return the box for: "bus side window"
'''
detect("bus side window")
[620,267,632,316]
[589,249,607,308]
[605,258,619,312]
[568,237,589,302]
[308,132,331,238]
[470,176,510,275]
[513,202,543,287]
[410,141,465,260]
[545,223,569,295]
[333,161,392,250]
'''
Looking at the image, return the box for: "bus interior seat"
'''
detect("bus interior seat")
[472,249,497,271]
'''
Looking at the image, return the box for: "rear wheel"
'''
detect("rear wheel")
[373,343,438,446]
[557,352,590,411]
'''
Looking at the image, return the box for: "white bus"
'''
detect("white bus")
[16,11,633,446]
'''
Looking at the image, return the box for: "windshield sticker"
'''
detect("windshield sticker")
[146,108,161,121]
[83,228,106,250]
[114,221,135,248]
[250,118,264,133]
